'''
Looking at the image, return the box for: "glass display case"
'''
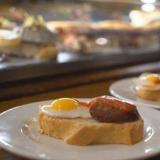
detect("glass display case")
[0,0,160,83]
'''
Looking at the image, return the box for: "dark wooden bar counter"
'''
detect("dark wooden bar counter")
[0,61,160,160]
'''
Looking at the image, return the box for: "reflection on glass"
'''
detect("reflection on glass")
[141,0,156,3]
[141,4,155,12]
[96,37,108,46]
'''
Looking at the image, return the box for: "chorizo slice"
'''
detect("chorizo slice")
[89,96,139,122]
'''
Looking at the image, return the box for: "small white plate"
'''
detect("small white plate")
[110,77,160,109]
[0,99,160,160]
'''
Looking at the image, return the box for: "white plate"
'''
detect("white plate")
[0,99,160,160]
[110,77,160,109]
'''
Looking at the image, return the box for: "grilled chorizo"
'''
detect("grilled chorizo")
[89,96,139,122]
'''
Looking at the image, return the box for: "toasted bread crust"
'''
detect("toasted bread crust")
[137,88,160,101]
[39,112,144,145]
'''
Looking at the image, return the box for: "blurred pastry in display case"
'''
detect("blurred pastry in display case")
[62,34,92,54]
[20,16,58,59]
[0,16,59,59]
[46,15,160,54]
[0,30,20,47]
[91,20,133,31]
[0,17,16,30]
[9,7,28,23]
[46,21,91,33]
[0,29,21,59]
[129,10,160,30]
[46,21,92,53]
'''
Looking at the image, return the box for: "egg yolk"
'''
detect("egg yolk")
[50,98,79,111]
[146,74,160,84]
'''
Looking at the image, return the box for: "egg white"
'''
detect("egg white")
[40,105,91,118]
[136,73,160,91]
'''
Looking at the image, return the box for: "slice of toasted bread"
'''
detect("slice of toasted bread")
[137,88,160,101]
[39,112,144,145]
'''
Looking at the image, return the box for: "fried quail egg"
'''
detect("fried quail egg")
[41,98,91,118]
[136,73,160,90]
